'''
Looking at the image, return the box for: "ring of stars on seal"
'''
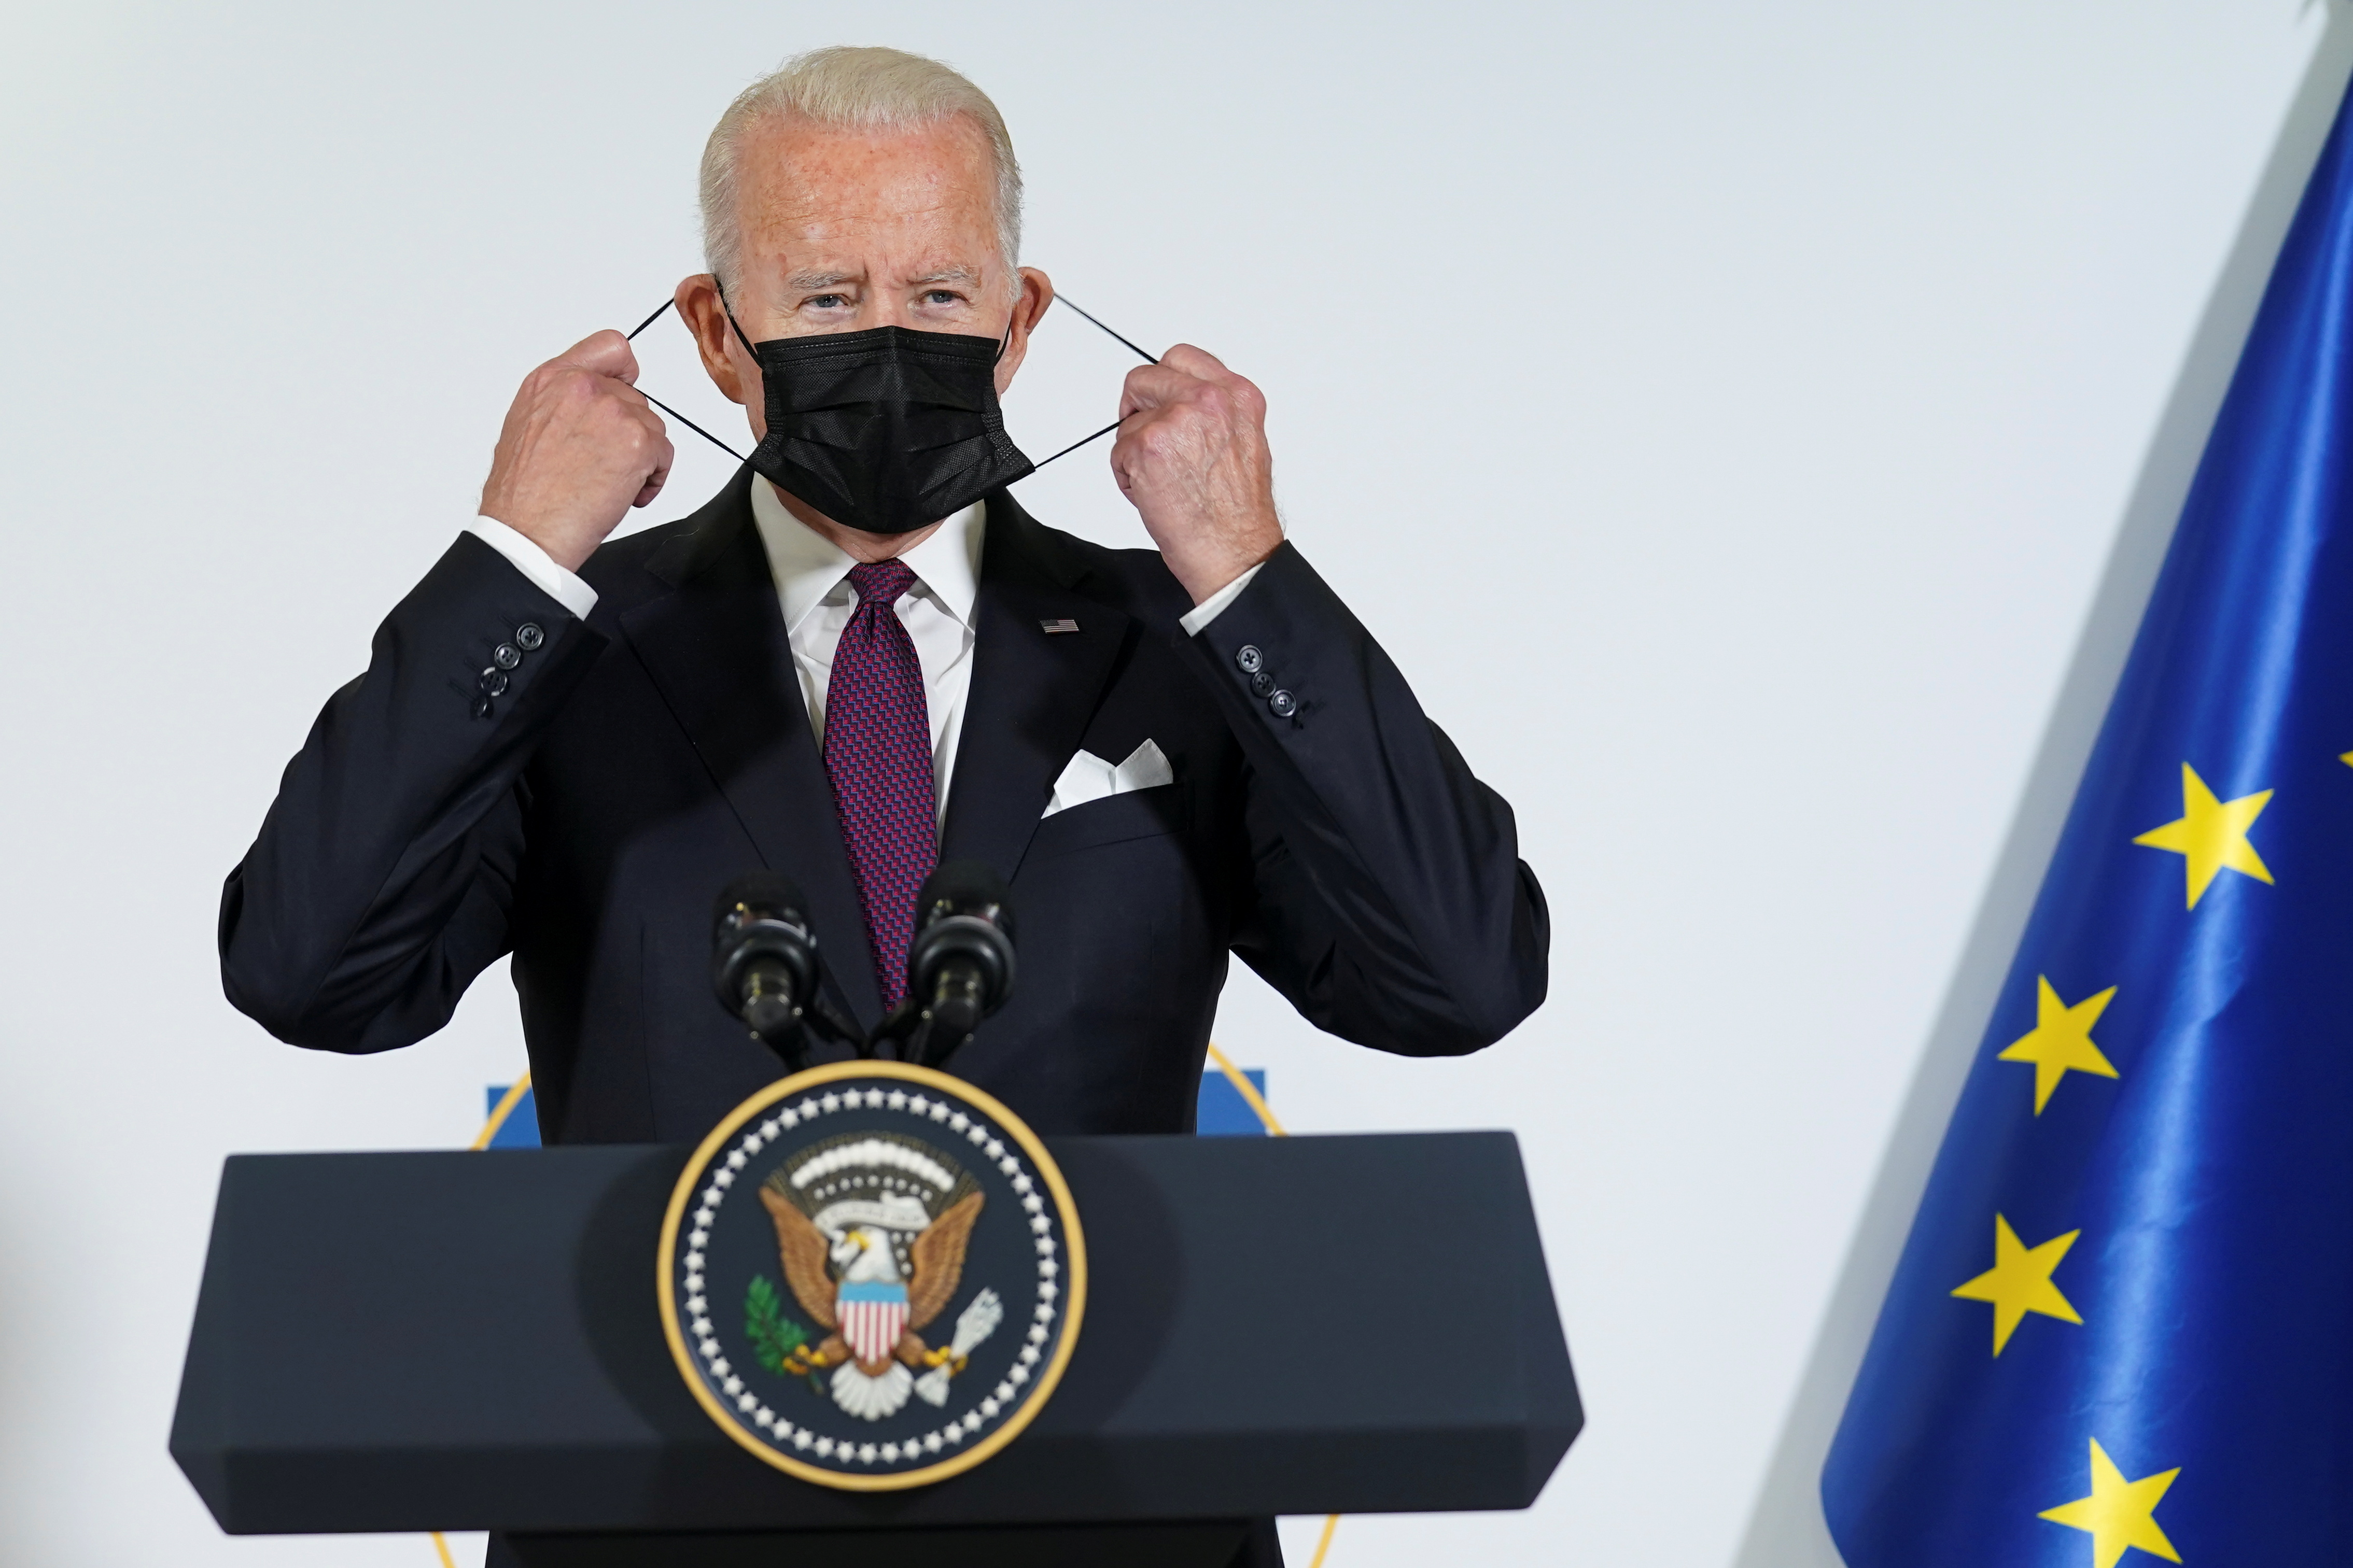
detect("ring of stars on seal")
[658,1059,1087,1490]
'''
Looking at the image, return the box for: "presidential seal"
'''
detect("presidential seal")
[657,1060,1085,1490]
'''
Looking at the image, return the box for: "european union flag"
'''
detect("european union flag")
[1196,1067,1272,1136]
[1824,82,2353,1567]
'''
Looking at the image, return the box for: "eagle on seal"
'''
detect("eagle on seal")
[759,1185,994,1420]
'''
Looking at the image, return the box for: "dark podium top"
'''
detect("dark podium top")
[172,1132,1580,1537]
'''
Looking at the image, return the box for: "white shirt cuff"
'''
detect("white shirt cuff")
[1178,562,1264,636]
[467,518,598,621]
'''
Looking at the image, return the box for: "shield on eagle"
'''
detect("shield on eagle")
[838,1280,910,1365]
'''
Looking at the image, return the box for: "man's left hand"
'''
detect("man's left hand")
[1111,345,1284,605]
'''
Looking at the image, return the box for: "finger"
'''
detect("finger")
[559,329,640,385]
[1157,343,1230,377]
[1158,345,1264,421]
[1119,368,1265,440]
[633,433,676,508]
[1118,362,1212,419]
[1107,418,1162,494]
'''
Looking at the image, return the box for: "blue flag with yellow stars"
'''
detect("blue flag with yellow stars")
[1823,80,2353,1568]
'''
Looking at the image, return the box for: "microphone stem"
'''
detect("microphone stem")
[920,968,987,1067]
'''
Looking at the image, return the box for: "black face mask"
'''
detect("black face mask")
[726,314,1035,535]
[620,293,1155,521]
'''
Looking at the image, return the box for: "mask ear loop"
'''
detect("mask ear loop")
[709,280,767,361]
[1028,296,1159,470]
[1055,296,1158,367]
[620,295,749,462]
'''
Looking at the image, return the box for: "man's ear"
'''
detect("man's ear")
[676,274,760,428]
[994,268,1055,395]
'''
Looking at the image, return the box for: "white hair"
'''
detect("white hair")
[699,46,1023,299]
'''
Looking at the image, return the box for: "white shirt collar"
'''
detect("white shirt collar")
[748,478,985,632]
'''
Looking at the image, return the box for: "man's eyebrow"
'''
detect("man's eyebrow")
[908,266,979,286]
[786,270,855,291]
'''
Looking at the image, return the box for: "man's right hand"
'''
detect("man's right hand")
[478,331,675,572]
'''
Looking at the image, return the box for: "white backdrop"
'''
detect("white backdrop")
[0,4,2340,1565]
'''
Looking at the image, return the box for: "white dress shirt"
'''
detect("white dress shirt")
[467,487,1261,820]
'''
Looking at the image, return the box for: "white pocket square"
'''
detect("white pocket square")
[1041,739,1174,818]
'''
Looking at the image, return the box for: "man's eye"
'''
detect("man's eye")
[807,294,847,310]
[924,291,959,306]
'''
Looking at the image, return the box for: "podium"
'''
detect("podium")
[171,1131,1581,1566]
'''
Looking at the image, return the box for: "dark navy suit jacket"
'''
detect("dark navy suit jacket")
[219,470,1548,1141]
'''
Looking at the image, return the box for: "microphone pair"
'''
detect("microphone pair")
[711,861,1017,1075]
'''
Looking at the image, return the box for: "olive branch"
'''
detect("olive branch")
[744,1275,810,1373]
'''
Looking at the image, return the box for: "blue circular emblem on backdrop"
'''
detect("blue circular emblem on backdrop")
[658,1060,1086,1490]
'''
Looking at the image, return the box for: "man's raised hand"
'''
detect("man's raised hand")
[479,331,675,572]
[1110,345,1284,605]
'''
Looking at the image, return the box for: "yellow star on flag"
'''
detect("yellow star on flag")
[1950,1213,2082,1354]
[1998,977,2120,1113]
[2132,761,2273,908]
[2038,1438,2181,1568]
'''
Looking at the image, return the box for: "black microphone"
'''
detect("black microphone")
[711,873,864,1069]
[898,860,1017,1068]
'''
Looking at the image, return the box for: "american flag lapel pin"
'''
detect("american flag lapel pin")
[1039,617,1081,634]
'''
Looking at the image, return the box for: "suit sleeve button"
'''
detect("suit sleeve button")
[514,623,545,651]
[1250,671,1274,697]
[471,695,494,720]
[1235,644,1264,674]
[492,642,523,670]
[1268,689,1297,718]
[479,668,510,697]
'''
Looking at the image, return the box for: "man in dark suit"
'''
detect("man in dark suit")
[219,46,1547,1148]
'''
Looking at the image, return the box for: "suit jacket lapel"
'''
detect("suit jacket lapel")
[618,472,886,1027]
[941,491,1133,881]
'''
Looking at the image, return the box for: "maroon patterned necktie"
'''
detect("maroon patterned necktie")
[824,559,938,1008]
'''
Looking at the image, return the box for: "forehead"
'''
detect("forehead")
[734,114,998,276]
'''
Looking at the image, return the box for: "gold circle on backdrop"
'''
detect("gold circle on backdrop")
[657,1059,1086,1491]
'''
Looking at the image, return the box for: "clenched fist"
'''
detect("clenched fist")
[479,331,675,572]
[1110,345,1285,605]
